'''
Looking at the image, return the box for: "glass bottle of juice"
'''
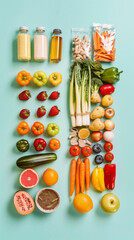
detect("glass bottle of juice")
[34,27,48,61]
[17,26,31,61]
[50,29,62,62]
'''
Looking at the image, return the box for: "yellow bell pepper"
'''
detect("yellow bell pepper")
[33,71,47,87]
[92,167,105,192]
[49,72,62,86]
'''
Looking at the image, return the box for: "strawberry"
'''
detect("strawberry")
[49,91,60,100]
[19,109,30,119]
[37,106,46,118]
[18,90,31,101]
[49,106,60,117]
[37,91,48,101]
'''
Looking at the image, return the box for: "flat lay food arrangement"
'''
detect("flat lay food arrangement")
[13,24,122,216]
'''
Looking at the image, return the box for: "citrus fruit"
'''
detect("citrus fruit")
[78,128,90,139]
[13,191,35,215]
[73,193,93,213]
[19,169,39,188]
[43,168,58,186]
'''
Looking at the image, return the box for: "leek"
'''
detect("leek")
[69,59,92,127]
[87,63,91,126]
[75,64,82,126]
[81,61,91,126]
[70,70,76,127]
[81,68,88,125]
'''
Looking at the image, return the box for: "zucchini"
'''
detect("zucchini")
[16,153,57,169]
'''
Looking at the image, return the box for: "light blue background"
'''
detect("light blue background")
[0,0,133,239]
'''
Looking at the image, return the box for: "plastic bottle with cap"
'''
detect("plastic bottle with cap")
[17,26,31,61]
[34,27,48,61]
[50,29,62,63]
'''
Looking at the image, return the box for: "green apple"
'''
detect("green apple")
[47,123,59,136]
[101,193,120,214]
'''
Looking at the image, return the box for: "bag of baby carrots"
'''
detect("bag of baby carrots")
[93,23,116,62]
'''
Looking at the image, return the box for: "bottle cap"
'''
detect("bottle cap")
[19,26,29,32]
[36,27,45,33]
[53,29,62,34]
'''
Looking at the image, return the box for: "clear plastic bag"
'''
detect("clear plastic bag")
[93,23,116,62]
[72,28,91,60]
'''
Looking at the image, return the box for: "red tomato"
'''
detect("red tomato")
[69,145,80,156]
[100,84,115,95]
[81,146,92,157]
[104,142,113,152]
[105,152,114,162]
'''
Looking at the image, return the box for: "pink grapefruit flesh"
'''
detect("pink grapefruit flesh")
[20,169,39,188]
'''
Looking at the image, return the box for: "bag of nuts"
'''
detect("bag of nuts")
[72,28,91,60]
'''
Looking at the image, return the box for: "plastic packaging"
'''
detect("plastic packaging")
[50,29,62,63]
[72,28,91,60]
[17,26,31,61]
[34,27,48,61]
[93,23,116,62]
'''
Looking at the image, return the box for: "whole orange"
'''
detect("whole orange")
[73,193,93,213]
[43,168,58,186]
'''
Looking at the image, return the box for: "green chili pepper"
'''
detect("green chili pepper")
[33,71,47,87]
[101,67,123,84]
[16,139,29,152]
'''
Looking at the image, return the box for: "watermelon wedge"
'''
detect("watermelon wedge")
[19,169,39,188]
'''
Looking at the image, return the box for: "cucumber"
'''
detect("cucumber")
[16,153,57,169]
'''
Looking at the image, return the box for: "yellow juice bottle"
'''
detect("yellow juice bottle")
[17,26,31,61]
[50,29,62,63]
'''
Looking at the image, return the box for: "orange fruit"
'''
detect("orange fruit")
[73,193,93,213]
[43,168,58,186]
[78,128,90,139]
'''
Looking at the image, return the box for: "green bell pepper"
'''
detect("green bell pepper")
[16,139,29,152]
[33,71,47,87]
[101,67,123,84]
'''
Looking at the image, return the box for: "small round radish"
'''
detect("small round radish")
[103,131,114,142]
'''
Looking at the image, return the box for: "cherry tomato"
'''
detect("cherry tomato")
[105,152,114,162]
[69,145,80,156]
[81,146,92,157]
[104,142,113,152]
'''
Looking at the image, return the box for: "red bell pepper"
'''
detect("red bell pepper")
[34,138,47,151]
[104,164,116,190]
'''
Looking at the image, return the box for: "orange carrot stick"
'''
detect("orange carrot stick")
[70,159,76,200]
[84,158,90,192]
[76,158,81,195]
[96,29,101,49]
[80,162,85,193]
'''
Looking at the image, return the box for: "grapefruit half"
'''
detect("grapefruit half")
[19,169,39,188]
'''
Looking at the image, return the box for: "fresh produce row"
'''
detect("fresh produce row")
[18,24,115,63]
[16,138,60,152]
[13,67,62,214]
[72,24,116,62]
[17,27,62,62]
[68,58,122,214]
[17,71,62,86]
